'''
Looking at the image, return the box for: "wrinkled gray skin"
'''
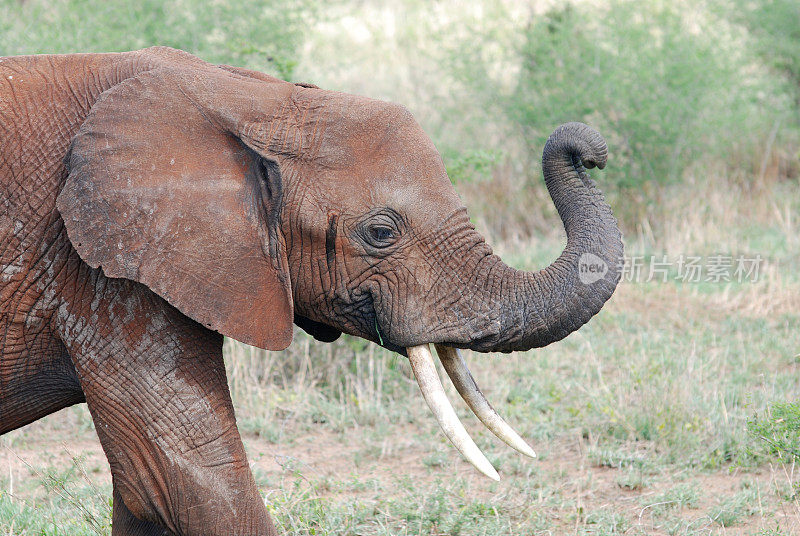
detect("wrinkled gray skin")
[0,47,622,535]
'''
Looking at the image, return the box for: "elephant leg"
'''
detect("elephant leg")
[112,485,172,536]
[57,275,278,536]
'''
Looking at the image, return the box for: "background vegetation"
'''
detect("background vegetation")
[1,0,799,534]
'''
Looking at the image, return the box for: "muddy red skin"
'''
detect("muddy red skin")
[0,48,622,534]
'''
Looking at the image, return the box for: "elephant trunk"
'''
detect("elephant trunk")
[406,123,623,479]
[466,122,623,353]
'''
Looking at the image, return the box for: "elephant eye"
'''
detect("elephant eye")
[369,225,394,242]
[365,224,396,248]
[357,210,404,251]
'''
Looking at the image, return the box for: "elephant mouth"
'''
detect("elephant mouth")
[368,304,535,477]
[298,299,534,479]
[405,344,535,480]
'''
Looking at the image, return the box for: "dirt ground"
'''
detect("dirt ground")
[4,408,799,535]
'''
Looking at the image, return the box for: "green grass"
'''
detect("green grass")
[642,484,701,517]
[0,456,111,536]
[708,483,761,527]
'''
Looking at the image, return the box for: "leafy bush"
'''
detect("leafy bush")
[444,1,794,193]
[747,402,800,461]
[0,0,320,80]
[731,0,800,103]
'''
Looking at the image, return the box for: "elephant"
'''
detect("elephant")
[0,47,623,535]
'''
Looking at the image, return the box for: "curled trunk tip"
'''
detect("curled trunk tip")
[543,121,608,171]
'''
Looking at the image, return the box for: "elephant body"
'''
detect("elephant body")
[1,50,127,431]
[0,48,622,535]
[2,49,275,535]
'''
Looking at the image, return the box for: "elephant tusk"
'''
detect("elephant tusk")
[435,344,536,459]
[406,344,500,481]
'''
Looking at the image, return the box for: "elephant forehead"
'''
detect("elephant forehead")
[318,153,462,227]
[294,91,464,218]
[315,94,438,164]
[318,176,462,232]
[378,174,462,216]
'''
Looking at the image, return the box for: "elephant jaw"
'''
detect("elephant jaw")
[406,344,536,480]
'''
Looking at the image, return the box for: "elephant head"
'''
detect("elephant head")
[57,48,623,479]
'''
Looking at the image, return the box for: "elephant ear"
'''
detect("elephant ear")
[57,67,293,350]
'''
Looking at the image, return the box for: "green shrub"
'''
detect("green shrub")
[441,0,796,197]
[731,0,800,103]
[0,0,319,80]
[747,402,800,461]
